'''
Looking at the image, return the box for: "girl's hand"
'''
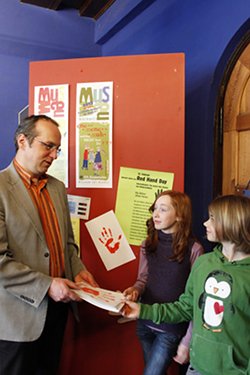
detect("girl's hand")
[173,343,190,364]
[123,287,139,301]
[121,300,141,319]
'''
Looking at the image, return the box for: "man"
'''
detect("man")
[0,115,97,374]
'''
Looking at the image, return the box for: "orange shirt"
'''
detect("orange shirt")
[13,159,65,277]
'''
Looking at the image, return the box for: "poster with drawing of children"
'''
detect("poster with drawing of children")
[76,82,113,188]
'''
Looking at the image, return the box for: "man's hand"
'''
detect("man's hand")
[74,269,99,287]
[48,278,82,303]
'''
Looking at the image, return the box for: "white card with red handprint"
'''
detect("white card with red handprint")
[74,281,124,312]
[85,210,135,270]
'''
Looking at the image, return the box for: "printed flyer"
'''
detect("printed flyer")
[115,167,174,246]
[76,82,113,188]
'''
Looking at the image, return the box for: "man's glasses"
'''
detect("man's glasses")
[35,138,61,155]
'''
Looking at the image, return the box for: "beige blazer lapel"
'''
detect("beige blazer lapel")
[7,163,45,242]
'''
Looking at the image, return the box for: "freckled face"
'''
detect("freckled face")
[152,195,178,234]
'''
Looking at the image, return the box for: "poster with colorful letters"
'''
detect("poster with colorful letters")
[34,84,69,186]
[76,82,113,188]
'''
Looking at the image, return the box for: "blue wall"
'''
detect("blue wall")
[0,1,100,168]
[0,0,249,246]
[97,0,250,244]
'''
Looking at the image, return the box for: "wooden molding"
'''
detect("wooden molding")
[236,113,250,131]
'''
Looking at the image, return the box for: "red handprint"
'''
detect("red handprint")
[99,227,122,254]
[81,287,99,296]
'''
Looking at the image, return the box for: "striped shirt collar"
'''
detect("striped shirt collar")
[13,158,48,188]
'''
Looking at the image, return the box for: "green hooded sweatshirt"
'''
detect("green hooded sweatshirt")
[139,245,250,375]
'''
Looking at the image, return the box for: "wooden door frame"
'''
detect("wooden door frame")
[213,29,250,197]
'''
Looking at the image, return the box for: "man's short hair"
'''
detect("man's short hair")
[14,115,59,151]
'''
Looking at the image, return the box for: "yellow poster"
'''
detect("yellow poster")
[115,167,174,246]
[70,216,80,256]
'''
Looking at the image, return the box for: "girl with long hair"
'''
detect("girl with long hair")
[123,190,203,375]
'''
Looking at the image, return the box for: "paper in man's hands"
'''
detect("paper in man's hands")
[74,281,124,313]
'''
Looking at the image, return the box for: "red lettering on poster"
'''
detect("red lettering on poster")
[38,87,65,117]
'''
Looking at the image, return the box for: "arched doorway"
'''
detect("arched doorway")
[213,29,250,197]
[223,43,250,195]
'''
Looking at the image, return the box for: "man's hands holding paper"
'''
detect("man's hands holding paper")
[74,269,99,287]
[48,277,82,303]
[48,269,98,303]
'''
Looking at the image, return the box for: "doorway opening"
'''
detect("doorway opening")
[213,29,250,197]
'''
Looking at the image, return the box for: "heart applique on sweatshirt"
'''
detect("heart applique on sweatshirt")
[214,302,224,314]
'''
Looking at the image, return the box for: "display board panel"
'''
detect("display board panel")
[29,53,184,375]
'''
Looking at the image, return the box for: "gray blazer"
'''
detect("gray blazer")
[0,162,85,341]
